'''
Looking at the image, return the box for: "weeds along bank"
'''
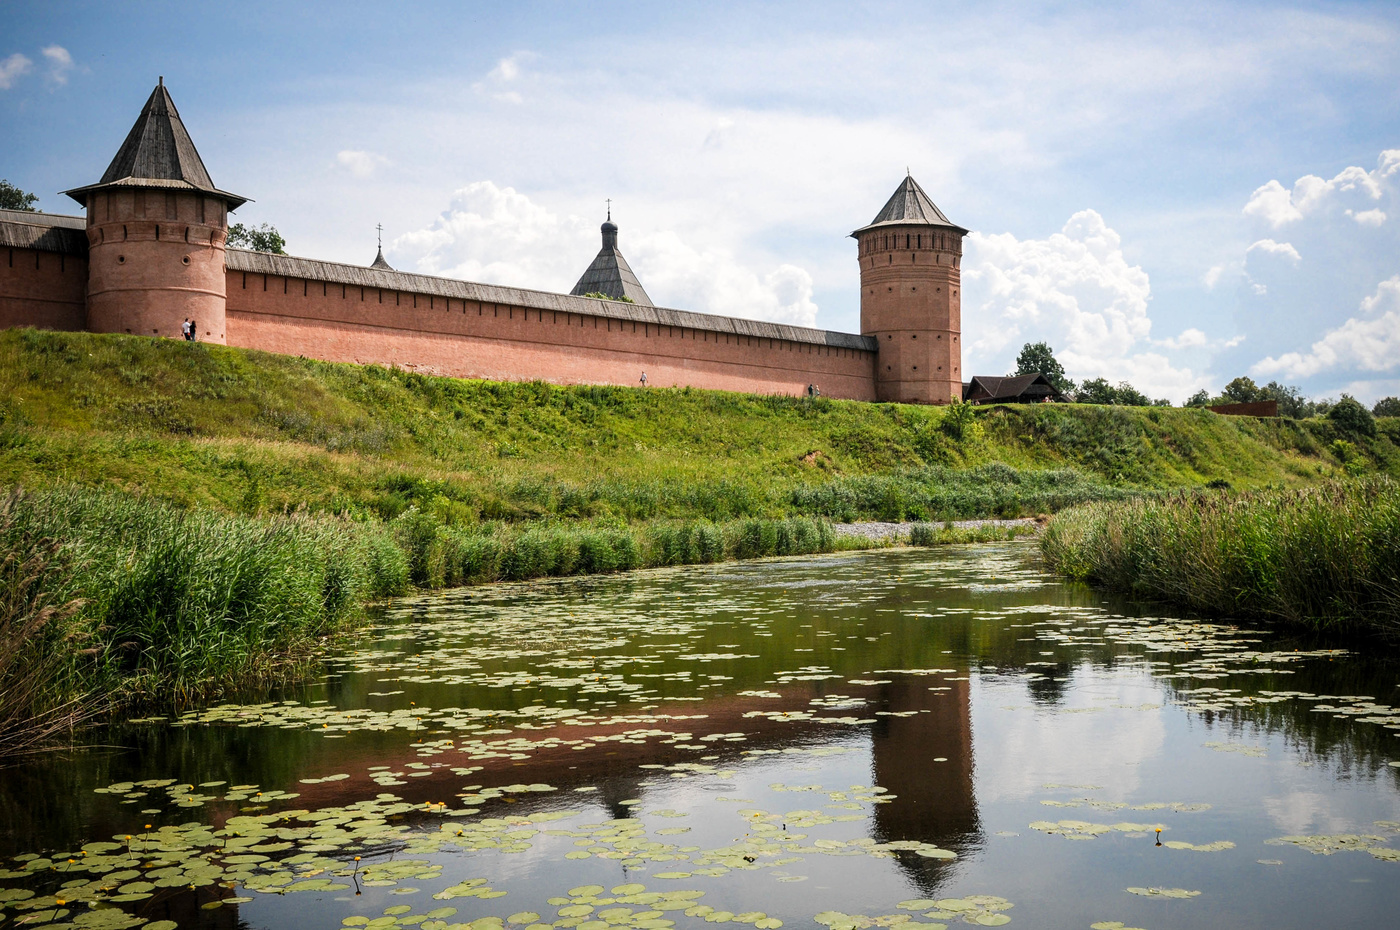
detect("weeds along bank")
[1041,478,1400,637]
[0,486,849,749]
[4,329,1394,525]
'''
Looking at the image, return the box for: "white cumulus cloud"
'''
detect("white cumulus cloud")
[1252,275,1400,379]
[1229,147,1400,399]
[1246,238,1301,263]
[40,45,72,84]
[1243,157,1392,228]
[472,55,528,104]
[962,209,1207,400]
[391,180,820,326]
[1156,327,1209,349]
[0,53,33,90]
[335,150,389,179]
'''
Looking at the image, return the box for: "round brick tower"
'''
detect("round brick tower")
[853,175,968,404]
[64,79,247,343]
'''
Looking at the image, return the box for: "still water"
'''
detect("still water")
[2,543,1398,930]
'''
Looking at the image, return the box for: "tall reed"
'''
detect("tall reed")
[1041,478,1400,635]
[0,494,96,754]
[1,488,397,706]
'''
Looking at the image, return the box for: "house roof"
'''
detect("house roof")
[569,220,654,306]
[370,247,394,271]
[851,174,967,237]
[63,80,248,210]
[965,373,1063,402]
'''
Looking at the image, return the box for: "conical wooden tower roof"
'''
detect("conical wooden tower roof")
[65,79,248,209]
[851,174,965,236]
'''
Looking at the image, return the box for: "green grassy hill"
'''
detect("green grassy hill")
[2,328,1395,523]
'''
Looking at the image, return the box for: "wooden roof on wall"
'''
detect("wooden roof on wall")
[227,248,879,352]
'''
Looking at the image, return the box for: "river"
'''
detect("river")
[1,542,1397,929]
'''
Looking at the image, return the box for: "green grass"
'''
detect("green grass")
[4,329,1392,525]
[1041,478,1400,637]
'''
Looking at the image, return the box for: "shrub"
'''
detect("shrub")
[1328,395,1376,437]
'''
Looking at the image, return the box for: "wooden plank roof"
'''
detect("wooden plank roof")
[227,248,879,352]
[852,174,967,236]
[63,80,248,209]
[0,209,88,256]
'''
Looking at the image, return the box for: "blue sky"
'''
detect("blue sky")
[3,0,1399,402]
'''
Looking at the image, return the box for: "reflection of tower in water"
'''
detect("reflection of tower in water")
[869,675,980,895]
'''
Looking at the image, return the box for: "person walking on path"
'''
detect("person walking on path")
[189,319,197,342]
[181,318,191,340]
[640,371,648,386]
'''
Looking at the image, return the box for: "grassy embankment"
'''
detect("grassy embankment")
[1041,478,1400,638]
[2,327,1397,741]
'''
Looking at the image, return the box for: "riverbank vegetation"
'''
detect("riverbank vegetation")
[0,484,849,747]
[4,330,1393,525]
[3,328,1398,744]
[1041,478,1400,637]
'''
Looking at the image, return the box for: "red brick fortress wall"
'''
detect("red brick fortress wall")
[0,210,88,332]
[0,246,87,333]
[224,252,879,400]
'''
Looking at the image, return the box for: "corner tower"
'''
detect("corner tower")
[64,79,247,343]
[853,175,967,404]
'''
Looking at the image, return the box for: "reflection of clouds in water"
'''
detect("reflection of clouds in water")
[972,670,1166,803]
[1263,791,1354,836]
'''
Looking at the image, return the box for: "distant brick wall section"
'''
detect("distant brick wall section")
[224,253,879,400]
[0,247,87,332]
[1209,401,1279,418]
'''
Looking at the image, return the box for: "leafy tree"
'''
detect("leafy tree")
[1075,378,1154,405]
[1257,380,1310,417]
[1013,341,1074,394]
[227,222,287,254]
[1372,396,1400,418]
[583,291,635,303]
[1220,376,1261,404]
[1328,394,1376,437]
[1114,383,1153,407]
[1185,389,1212,408]
[0,179,39,212]
[1075,378,1117,405]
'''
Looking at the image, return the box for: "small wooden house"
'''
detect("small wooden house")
[962,373,1066,405]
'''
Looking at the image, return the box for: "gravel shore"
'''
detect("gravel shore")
[831,518,1041,543]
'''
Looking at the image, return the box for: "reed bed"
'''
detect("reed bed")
[909,522,1038,546]
[1041,478,1400,635]
[0,485,844,745]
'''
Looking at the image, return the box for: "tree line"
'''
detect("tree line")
[1013,341,1397,423]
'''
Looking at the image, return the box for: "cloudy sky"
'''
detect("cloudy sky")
[3,1,1398,402]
